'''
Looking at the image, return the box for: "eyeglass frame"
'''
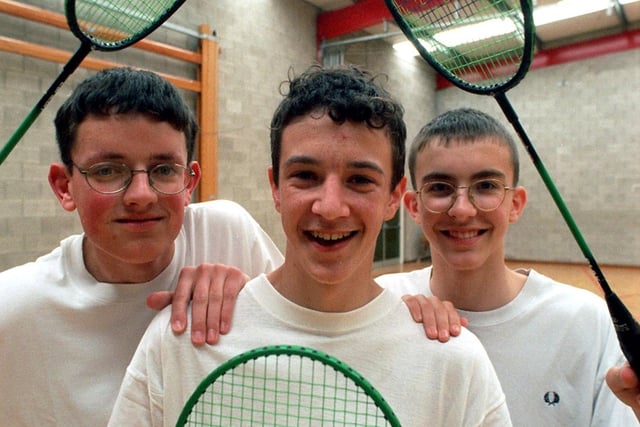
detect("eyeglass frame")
[71,161,195,195]
[416,178,514,213]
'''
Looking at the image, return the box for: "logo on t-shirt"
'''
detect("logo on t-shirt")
[544,391,560,406]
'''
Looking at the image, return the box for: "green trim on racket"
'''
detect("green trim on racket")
[384,0,640,377]
[385,0,535,95]
[176,345,401,427]
[0,0,187,166]
[67,0,187,51]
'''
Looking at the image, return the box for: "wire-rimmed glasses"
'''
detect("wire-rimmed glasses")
[417,179,513,213]
[72,162,194,195]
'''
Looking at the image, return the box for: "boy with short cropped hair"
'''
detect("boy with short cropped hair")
[377,107,636,425]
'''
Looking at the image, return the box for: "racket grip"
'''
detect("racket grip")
[605,292,640,376]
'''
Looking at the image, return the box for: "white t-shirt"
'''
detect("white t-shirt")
[109,274,511,427]
[0,200,283,427]
[376,266,637,426]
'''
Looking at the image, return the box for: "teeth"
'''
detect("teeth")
[449,230,479,239]
[311,231,351,241]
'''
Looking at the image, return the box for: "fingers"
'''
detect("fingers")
[170,263,249,347]
[606,363,640,416]
[170,265,205,345]
[607,363,639,392]
[208,269,248,342]
[402,294,463,343]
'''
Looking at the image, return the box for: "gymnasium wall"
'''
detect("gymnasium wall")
[0,1,638,270]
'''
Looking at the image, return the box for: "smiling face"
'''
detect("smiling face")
[268,113,405,301]
[405,137,526,272]
[48,113,200,283]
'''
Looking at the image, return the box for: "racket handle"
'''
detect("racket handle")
[605,292,640,377]
[0,108,41,165]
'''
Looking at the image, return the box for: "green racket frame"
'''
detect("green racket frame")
[386,0,535,95]
[176,345,401,427]
[0,0,187,165]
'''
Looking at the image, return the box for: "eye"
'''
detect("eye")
[473,179,503,194]
[152,164,180,177]
[348,175,376,186]
[422,181,454,197]
[88,163,127,180]
[289,170,317,181]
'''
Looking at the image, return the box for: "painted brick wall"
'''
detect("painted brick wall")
[0,1,638,270]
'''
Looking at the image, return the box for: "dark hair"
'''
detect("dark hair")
[54,67,198,167]
[269,65,406,189]
[408,108,520,189]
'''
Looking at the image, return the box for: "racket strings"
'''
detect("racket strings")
[73,0,177,47]
[183,353,394,426]
[392,0,527,88]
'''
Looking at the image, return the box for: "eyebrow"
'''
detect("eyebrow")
[283,155,386,175]
[420,169,507,185]
[83,152,183,165]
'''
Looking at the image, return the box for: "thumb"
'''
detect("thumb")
[146,291,174,311]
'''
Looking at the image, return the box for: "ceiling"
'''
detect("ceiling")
[308,0,640,52]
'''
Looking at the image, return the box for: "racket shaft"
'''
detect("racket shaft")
[0,43,91,165]
[494,93,640,376]
[494,93,614,294]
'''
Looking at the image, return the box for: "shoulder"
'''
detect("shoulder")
[185,199,252,221]
[182,200,262,235]
[0,234,81,285]
[520,269,615,336]
[0,235,83,320]
[375,267,431,295]
[387,297,487,357]
[526,269,607,311]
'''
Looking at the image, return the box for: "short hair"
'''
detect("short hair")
[408,108,520,189]
[54,67,198,167]
[269,65,406,189]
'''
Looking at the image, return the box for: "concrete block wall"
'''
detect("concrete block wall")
[0,1,638,270]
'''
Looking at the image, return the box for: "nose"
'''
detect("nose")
[122,171,157,205]
[447,187,477,218]
[311,177,349,219]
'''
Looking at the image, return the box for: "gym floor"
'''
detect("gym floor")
[373,260,640,318]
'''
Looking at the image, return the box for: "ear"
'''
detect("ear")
[384,176,407,221]
[403,189,422,225]
[184,161,201,204]
[48,163,77,212]
[267,167,281,213]
[508,186,527,223]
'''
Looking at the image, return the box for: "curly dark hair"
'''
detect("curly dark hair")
[54,67,198,168]
[269,65,406,189]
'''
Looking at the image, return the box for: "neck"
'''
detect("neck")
[83,240,172,284]
[429,256,527,311]
[267,264,383,312]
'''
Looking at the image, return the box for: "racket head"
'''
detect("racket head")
[385,0,535,95]
[65,0,186,51]
[176,345,401,427]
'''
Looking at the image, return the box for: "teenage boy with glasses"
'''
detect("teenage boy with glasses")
[0,67,283,426]
[376,107,637,426]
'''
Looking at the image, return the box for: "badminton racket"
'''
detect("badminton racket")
[384,0,640,376]
[0,0,187,165]
[175,344,401,426]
